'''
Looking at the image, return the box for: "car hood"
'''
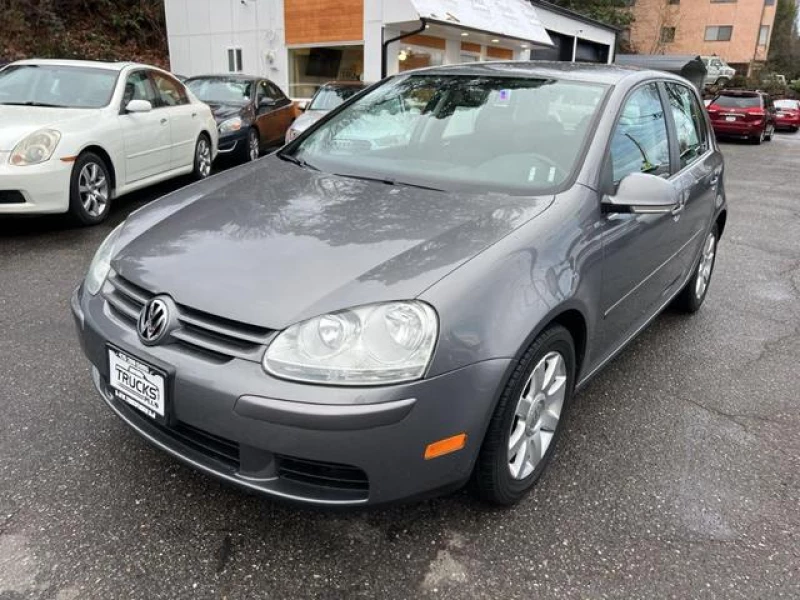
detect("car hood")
[206,103,246,123]
[0,105,102,151]
[292,110,326,131]
[112,157,553,329]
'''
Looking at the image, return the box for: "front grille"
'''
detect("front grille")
[277,456,369,493]
[103,271,273,361]
[0,190,25,204]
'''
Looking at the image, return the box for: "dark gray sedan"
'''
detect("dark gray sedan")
[72,62,726,507]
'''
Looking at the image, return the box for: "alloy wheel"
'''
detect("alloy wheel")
[196,138,212,177]
[78,162,109,218]
[507,351,567,480]
[249,131,260,161]
[695,231,716,299]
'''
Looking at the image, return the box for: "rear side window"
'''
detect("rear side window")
[610,83,671,182]
[151,72,189,107]
[665,82,707,170]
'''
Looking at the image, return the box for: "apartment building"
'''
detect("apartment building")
[163,0,617,100]
[627,0,777,74]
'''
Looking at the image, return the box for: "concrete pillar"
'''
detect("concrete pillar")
[445,37,461,66]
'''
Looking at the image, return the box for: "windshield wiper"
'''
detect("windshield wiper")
[278,153,319,171]
[0,101,68,108]
[333,172,444,192]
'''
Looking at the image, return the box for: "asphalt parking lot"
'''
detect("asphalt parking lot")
[1,135,799,600]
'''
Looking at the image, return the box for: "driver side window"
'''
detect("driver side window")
[611,83,671,183]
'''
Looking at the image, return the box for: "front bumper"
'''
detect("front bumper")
[0,152,72,215]
[216,129,248,155]
[72,286,511,506]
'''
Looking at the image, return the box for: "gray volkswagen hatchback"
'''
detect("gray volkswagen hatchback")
[72,63,726,507]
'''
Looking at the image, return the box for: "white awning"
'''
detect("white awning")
[404,0,553,47]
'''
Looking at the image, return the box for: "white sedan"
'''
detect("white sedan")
[0,59,218,225]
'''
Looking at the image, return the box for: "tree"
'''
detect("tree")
[547,0,635,29]
[766,0,800,79]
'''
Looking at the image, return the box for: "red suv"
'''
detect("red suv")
[774,99,800,132]
[706,90,776,144]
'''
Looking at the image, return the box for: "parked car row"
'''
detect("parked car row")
[706,89,800,143]
[0,58,364,225]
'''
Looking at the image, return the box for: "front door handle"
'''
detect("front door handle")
[160,118,168,125]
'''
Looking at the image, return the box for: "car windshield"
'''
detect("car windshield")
[775,99,799,110]
[0,64,118,108]
[186,78,252,105]
[309,86,364,111]
[713,94,761,108]
[288,74,608,194]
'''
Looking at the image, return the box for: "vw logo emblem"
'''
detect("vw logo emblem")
[137,297,171,345]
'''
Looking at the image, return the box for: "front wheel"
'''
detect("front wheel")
[715,77,730,87]
[69,152,112,226]
[193,134,213,180]
[674,225,718,313]
[472,325,575,506]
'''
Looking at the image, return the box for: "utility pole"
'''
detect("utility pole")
[572,29,583,62]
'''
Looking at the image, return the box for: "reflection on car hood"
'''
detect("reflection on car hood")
[113,157,553,329]
[0,105,102,150]
[206,103,245,123]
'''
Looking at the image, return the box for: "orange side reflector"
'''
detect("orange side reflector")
[60,156,78,163]
[424,433,467,460]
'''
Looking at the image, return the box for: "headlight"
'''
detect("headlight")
[218,117,243,134]
[264,301,438,386]
[10,129,61,166]
[85,224,123,295]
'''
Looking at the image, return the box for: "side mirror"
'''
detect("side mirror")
[125,99,152,113]
[602,172,679,215]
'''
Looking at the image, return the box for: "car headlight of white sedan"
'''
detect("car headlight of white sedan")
[264,301,438,385]
[218,117,243,134]
[85,224,123,295]
[9,129,61,166]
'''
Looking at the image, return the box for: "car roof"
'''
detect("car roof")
[400,61,682,86]
[9,58,148,71]
[320,81,368,89]
[186,74,263,82]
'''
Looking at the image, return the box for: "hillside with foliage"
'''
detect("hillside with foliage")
[548,0,633,29]
[0,0,169,66]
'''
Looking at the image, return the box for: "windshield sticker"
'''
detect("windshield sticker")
[495,89,511,107]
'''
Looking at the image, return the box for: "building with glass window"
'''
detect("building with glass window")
[163,0,617,100]
[627,0,777,75]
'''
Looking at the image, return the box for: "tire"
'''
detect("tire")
[193,134,213,180]
[68,152,112,226]
[242,128,260,163]
[472,325,576,506]
[750,127,765,145]
[715,77,729,87]
[674,224,719,313]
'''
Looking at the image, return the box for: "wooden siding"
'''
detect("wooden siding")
[461,42,481,53]
[486,46,514,59]
[285,0,363,45]
[403,34,447,50]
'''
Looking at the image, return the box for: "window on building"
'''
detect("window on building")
[227,48,243,73]
[288,45,364,99]
[710,0,736,3]
[759,25,770,45]
[668,0,680,4]
[610,83,671,182]
[705,26,733,41]
[764,0,775,5]
[660,27,676,43]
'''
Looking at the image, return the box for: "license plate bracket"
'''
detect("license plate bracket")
[107,345,170,425]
